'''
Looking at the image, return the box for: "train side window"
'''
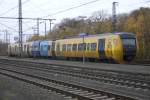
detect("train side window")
[44,45,47,47]
[30,46,32,51]
[15,46,16,52]
[87,43,90,51]
[78,43,86,51]
[83,43,86,50]
[62,44,66,51]
[32,46,35,51]
[36,46,38,51]
[35,46,39,51]
[32,46,34,51]
[113,39,117,45]
[67,44,72,51]
[43,45,47,51]
[72,44,77,51]
[56,43,60,51]
[24,45,26,50]
[27,45,29,51]
[78,43,83,51]
[41,45,43,51]
[91,43,97,51]
[48,45,51,50]
[34,46,35,51]
[107,39,112,48]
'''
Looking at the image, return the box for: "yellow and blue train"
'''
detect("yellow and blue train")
[8,32,137,63]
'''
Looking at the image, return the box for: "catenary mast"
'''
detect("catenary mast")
[18,0,23,56]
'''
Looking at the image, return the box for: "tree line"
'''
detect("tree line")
[28,7,150,59]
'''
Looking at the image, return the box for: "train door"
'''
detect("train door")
[98,39,105,58]
[52,41,56,57]
[56,43,61,56]
[27,44,30,56]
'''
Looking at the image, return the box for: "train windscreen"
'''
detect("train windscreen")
[122,38,136,46]
[121,38,136,61]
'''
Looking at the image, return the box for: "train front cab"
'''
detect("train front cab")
[98,33,137,63]
[40,41,49,57]
[40,40,53,58]
[119,33,137,62]
[98,34,125,63]
[101,33,137,63]
[98,36,117,63]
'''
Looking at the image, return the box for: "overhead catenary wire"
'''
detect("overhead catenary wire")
[42,0,101,18]
[0,0,30,16]
[23,0,101,32]
[0,0,117,33]
[30,1,46,13]
[0,22,18,32]
[1,0,148,36]
[0,16,55,33]
[0,16,55,20]
[0,16,51,33]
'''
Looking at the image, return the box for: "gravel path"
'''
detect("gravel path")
[0,74,71,100]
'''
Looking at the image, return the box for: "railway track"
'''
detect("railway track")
[0,59,149,91]
[134,59,150,66]
[0,63,136,100]
[0,58,149,99]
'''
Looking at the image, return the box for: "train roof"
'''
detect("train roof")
[56,32,135,40]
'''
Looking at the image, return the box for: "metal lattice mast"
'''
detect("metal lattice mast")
[45,20,47,39]
[112,2,118,32]
[37,18,39,36]
[19,0,23,56]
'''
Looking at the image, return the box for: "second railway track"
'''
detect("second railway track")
[0,58,150,100]
[0,63,135,100]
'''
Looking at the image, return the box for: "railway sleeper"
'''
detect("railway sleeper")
[91,95,108,99]
[0,68,138,100]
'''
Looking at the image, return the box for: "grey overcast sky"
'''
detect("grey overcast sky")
[0,0,149,42]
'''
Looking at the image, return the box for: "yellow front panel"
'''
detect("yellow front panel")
[105,35,123,63]
[112,36,123,63]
